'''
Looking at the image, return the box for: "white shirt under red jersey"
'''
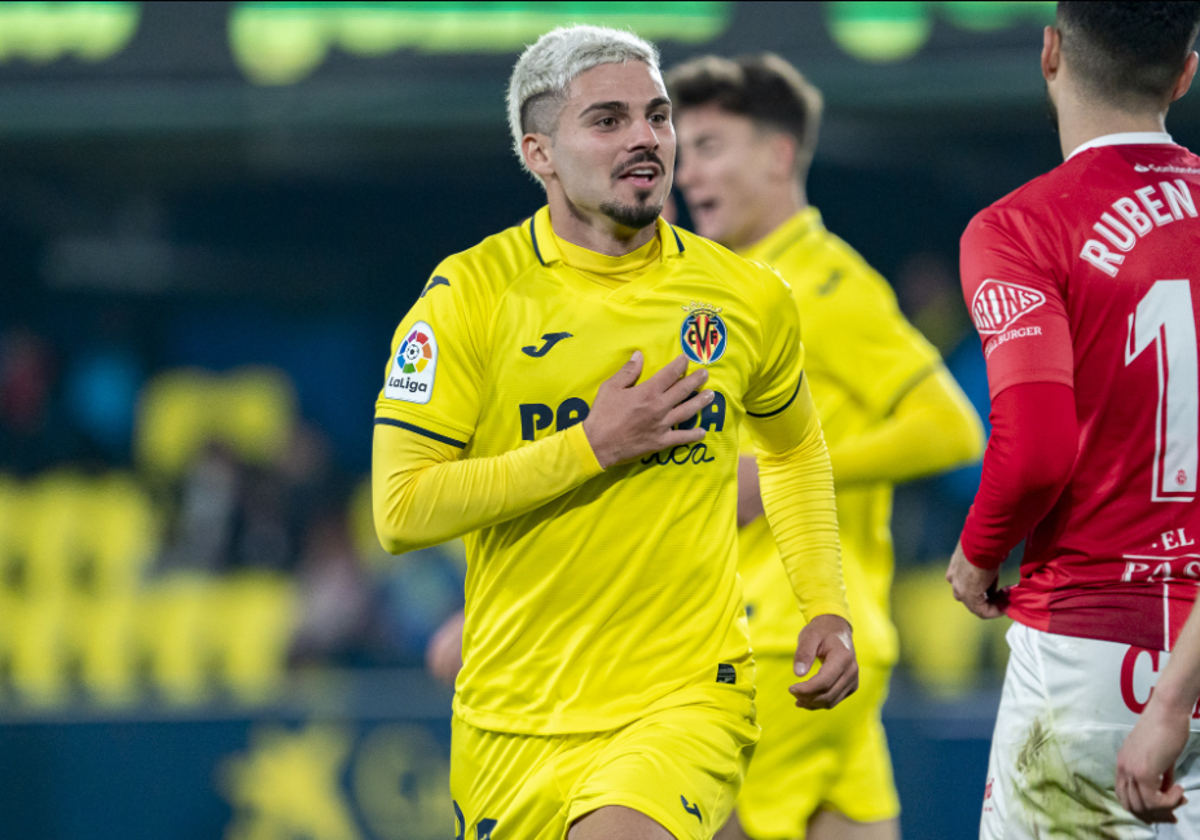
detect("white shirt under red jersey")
[962,132,1200,651]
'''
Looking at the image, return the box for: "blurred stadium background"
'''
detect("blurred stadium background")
[0,2,1179,838]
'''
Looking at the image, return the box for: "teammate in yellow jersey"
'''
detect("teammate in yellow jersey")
[668,54,985,840]
[374,27,859,840]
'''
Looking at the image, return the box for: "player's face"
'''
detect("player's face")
[675,105,778,249]
[549,61,675,231]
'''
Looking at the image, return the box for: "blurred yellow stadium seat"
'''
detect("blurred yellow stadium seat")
[75,593,140,706]
[141,573,216,705]
[893,564,1008,697]
[136,366,297,479]
[221,367,296,467]
[212,573,297,704]
[89,472,160,595]
[135,368,215,478]
[24,470,91,597]
[8,596,70,706]
[0,474,26,596]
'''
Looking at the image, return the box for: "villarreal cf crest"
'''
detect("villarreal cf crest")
[680,302,727,365]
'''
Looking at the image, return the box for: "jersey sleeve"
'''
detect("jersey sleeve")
[806,245,942,417]
[743,265,806,417]
[960,209,1074,399]
[375,259,488,446]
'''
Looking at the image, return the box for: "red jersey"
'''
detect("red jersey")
[961,133,1200,651]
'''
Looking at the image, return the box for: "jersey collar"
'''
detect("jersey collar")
[528,205,684,267]
[738,207,825,264]
[1067,131,1175,161]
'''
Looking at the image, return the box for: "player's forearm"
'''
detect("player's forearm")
[372,422,603,554]
[959,382,1077,569]
[1148,600,1200,716]
[749,382,849,623]
[829,367,984,488]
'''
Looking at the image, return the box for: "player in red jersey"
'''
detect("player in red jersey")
[946,2,1200,836]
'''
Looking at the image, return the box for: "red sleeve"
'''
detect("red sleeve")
[960,381,1078,569]
[960,210,1074,399]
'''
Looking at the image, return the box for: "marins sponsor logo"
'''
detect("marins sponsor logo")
[970,279,1046,335]
[385,321,437,404]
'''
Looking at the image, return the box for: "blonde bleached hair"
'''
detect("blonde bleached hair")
[507,25,661,182]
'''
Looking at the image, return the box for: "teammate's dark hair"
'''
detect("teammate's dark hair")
[1058,1,1200,109]
[664,54,823,175]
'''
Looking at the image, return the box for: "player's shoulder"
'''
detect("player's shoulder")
[675,226,792,300]
[430,217,544,300]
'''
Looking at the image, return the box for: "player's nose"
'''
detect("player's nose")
[626,116,661,152]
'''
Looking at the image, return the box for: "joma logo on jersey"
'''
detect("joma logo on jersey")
[970,280,1046,335]
[681,303,727,365]
[519,392,727,442]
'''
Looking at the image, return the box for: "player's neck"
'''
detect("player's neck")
[547,192,658,257]
[734,183,808,252]
[1055,97,1168,161]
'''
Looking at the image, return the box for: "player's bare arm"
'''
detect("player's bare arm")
[1117,597,1200,822]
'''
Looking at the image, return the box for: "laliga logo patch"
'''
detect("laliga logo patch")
[386,321,437,404]
[970,279,1046,335]
[680,302,727,365]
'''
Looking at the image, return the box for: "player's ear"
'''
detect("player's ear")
[1171,51,1199,103]
[1041,25,1061,82]
[522,133,556,180]
[767,132,798,183]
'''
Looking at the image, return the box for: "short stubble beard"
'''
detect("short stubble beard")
[599,193,664,230]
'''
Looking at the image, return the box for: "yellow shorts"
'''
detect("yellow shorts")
[737,655,899,839]
[451,680,758,840]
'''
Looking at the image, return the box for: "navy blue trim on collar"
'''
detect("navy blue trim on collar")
[669,224,685,253]
[530,216,546,266]
[745,373,804,419]
[375,417,467,448]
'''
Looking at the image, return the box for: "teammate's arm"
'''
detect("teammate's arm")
[826,366,983,488]
[736,365,983,524]
[374,352,714,553]
[1116,600,1200,823]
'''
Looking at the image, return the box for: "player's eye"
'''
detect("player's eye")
[596,116,617,128]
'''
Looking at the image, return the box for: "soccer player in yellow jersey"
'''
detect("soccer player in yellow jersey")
[373,27,860,840]
[668,55,985,840]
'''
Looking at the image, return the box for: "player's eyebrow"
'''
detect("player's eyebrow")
[645,96,671,112]
[579,100,628,118]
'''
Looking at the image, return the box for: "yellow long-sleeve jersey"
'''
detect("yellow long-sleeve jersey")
[373,207,848,735]
[738,208,980,666]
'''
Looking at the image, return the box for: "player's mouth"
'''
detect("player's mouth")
[616,163,662,189]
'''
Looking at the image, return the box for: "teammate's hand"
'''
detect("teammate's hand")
[583,352,714,469]
[1116,697,1190,823]
[946,540,1006,619]
[426,610,465,686]
[790,614,858,710]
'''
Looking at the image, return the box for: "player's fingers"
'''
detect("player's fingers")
[662,367,710,405]
[644,354,690,390]
[659,427,707,449]
[1125,778,1154,822]
[664,390,714,427]
[607,350,644,389]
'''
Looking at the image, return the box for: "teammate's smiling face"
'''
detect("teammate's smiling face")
[675,104,792,250]
[531,61,675,236]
